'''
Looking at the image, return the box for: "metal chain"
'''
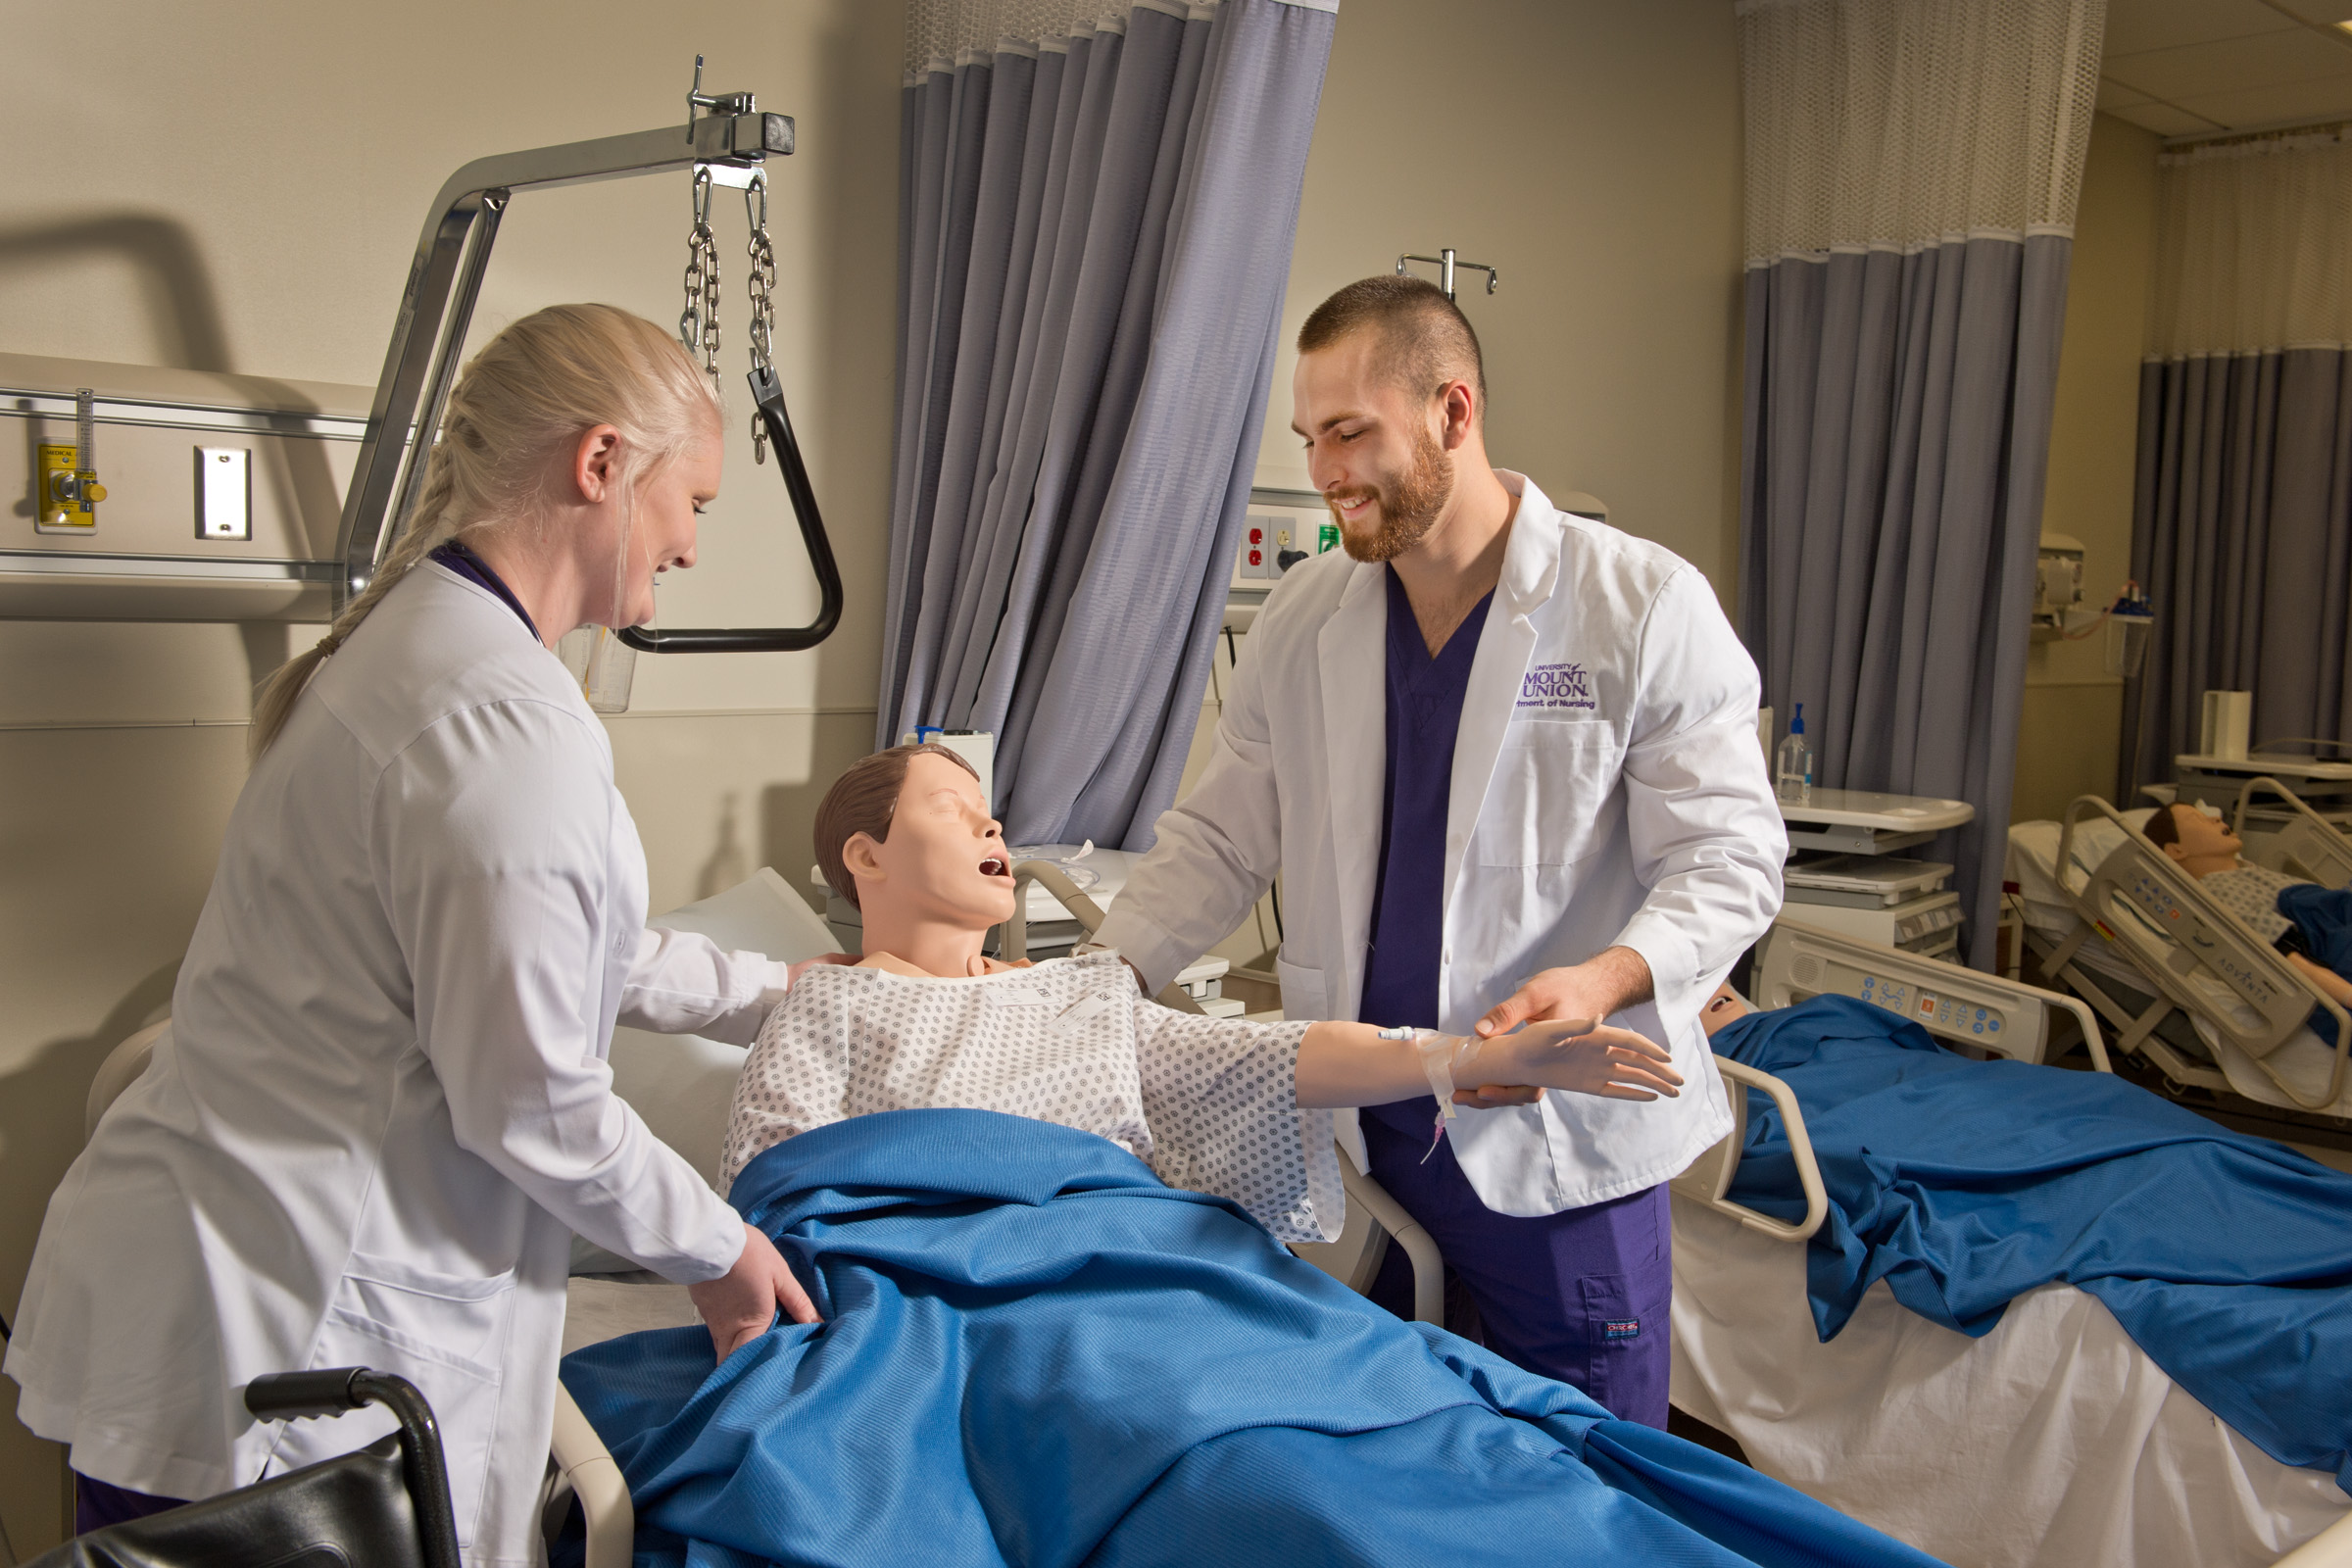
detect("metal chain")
[679,169,721,377]
[744,171,777,465]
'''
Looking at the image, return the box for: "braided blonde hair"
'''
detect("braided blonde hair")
[250,304,720,758]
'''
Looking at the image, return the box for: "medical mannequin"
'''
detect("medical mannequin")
[6,306,811,1566]
[1096,276,1785,1424]
[720,745,1684,1228]
[2143,802,2352,1007]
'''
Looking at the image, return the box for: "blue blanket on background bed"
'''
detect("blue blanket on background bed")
[2280,882,2352,1046]
[561,1109,1942,1568]
[1714,996,2352,1492]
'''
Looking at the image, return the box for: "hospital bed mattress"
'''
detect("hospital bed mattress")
[2006,814,2163,993]
[1670,1198,2350,1568]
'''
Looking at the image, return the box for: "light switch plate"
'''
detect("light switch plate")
[196,447,251,539]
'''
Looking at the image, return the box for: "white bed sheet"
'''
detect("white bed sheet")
[1670,1198,2349,1568]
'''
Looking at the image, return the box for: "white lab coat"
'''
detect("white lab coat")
[1098,475,1786,1216]
[5,564,787,1566]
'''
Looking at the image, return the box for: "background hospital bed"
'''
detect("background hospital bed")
[2006,792,2352,1118]
[1667,922,2352,1568]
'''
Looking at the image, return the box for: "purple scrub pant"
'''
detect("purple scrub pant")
[1361,1097,1673,1428]
[74,1473,189,1534]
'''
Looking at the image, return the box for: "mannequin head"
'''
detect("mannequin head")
[1699,982,1752,1039]
[2142,802,2243,879]
[814,745,1015,971]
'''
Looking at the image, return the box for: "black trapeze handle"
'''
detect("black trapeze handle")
[618,365,843,654]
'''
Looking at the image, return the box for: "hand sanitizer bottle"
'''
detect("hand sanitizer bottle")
[1776,703,1814,804]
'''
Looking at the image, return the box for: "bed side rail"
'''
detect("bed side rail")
[2235,776,2352,891]
[2273,1504,2352,1568]
[1668,1056,1830,1242]
[1755,920,2110,1072]
[1003,858,1203,1014]
[2063,795,2349,1108]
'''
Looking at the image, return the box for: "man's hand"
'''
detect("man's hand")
[1454,948,1660,1107]
[689,1222,821,1362]
[1480,1018,1684,1102]
[1476,947,1654,1040]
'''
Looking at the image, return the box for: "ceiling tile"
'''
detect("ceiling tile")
[2107,100,2231,135]
[2101,0,2301,58]
[2174,74,2352,127]
[2104,28,2352,99]
[2269,0,2352,24]
[2098,74,2156,109]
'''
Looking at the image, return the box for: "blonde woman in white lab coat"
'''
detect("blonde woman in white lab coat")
[5,305,815,1566]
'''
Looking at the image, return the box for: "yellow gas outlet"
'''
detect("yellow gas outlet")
[35,443,101,533]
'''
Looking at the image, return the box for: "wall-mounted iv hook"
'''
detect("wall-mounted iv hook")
[1396,247,1498,301]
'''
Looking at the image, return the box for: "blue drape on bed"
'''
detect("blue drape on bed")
[1714,996,2352,1492]
[560,1109,1945,1567]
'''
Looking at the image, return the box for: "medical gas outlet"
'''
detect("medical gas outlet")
[35,387,107,534]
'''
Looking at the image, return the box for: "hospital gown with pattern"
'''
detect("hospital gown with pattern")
[722,951,1346,1244]
[2202,862,2302,942]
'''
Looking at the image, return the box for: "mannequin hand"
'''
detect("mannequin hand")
[689,1223,820,1361]
[787,953,858,990]
[1476,948,1653,1040]
[2288,953,2352,1009]
[1480,1019,1683,1102]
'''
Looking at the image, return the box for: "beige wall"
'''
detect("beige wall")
[0,2,901,1548]
[2012,113,2163,827]
[1255,0,1746,589]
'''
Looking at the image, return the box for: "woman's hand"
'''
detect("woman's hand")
[787,953,858,990]
[689,1222,820,1361]
[1477,1019,1684,1102]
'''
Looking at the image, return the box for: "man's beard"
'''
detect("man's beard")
[1329,423,1454,563]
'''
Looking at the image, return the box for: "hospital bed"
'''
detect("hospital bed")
[2006,789,2352,1117]
[1668,921,2352,1568]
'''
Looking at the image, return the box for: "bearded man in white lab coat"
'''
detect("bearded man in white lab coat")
[1094,276,1785,1426]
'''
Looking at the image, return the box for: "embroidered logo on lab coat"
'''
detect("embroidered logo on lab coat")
[1517,662,1597,712]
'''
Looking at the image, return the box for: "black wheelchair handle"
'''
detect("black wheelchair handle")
[619,364,844,654]
[245,1368,463,1568]
[244,1367,369,1421]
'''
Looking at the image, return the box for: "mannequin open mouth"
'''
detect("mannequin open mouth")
[979,855,1009,878]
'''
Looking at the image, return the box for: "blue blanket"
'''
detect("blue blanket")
[562,1109,1943,1567]
[1714,996,2352,1492]
[2279,882,2352,1046]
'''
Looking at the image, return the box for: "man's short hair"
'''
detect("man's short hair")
[1298,275,1487,411]
[2141,804,2186,851]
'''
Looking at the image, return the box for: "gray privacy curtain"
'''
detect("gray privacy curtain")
[2123,131,2352,793]
[1737,0,2102,969]
[882,0,1335,849]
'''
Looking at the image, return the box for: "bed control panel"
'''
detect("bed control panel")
[1758,922,2048,1064]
